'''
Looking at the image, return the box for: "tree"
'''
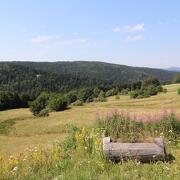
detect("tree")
[65,91,78,105]
[48,96,67,111]
[147,85,158,96]
[130,77,163,99]
[78,88,94,102]
[93,87,101,98]
[30,92,50,116]
[96,91,106,102]
[174,74,180,83]
[0,91,23,111]
[105,88,117,97]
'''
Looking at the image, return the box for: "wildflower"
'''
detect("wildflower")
[84,146,88,150]
[12,166,18,172]
[136,161,141,165]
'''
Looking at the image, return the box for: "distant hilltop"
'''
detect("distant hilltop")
[166,67,180,72]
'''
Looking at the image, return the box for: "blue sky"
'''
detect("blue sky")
[0,0,180,68]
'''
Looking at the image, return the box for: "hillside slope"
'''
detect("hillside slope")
[0,63,106,97]
[167,67,180,72]
[6,61,178,84]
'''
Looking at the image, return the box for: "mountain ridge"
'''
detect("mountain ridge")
[3,61,177,83]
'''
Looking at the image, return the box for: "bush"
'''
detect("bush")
[78,88,94,102]
[30,92,50,116]
[73,100,84,106]
[38,109,49,117]
[105,88,117,97]
[0,91,25,111]
[95,91,107,102]
[130,91,139,99]
[120,89,129,95]
[115,95,120,100]
[130,78,163,99]
[147,85,158,96]
[65,91,77,105]
[48,96,67,111]
[178,89,180,95]
[93,87,101,98]
[163,88,167,93]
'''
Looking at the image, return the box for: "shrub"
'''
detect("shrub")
[178,89,180,95]
[147,85,158,96]
[38,109,49,117]
[130,78,163,99]
[130,91,139,99]
[73,100,84,106]
[48,96,67,111]
[78,88,94,102]
[0,91,24,111]
[105,88,117,97]
[93,87,101,98]
[120,89,129,95]
[95,91,107,102]
[163,88,167,93]
[65,91,77,105]
[115,95,120,100]
[30,92,50,116]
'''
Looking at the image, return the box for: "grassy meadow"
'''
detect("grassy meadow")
[0,84,180,179]
[0,83,180,155]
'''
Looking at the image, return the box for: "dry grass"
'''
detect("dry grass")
[0,83,180,155]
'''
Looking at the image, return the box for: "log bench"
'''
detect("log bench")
[103,137,167,162]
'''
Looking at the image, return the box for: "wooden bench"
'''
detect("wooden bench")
[103,137,167,162]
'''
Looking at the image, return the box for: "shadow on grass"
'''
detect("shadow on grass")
[109,153,176,164]
[0,117,34,135]
[0,119,16,135]
[166,153,175,163]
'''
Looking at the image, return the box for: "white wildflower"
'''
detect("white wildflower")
[12,166,18,172]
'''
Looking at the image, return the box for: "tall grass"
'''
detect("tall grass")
[97,110,180,142]
[1,111,180,179]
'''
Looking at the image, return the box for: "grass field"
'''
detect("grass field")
[0,84,180,155]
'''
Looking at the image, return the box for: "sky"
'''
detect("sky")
[0,0,180,68]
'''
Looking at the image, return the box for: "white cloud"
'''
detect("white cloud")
[127,35,145,41]
[113,23,145,33]
[31,35,88,46]
[31,35,55,44]
[58,38,88,45]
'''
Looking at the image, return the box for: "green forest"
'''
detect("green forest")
[0,61,179,113]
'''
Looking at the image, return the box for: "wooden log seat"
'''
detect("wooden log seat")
[103,137,167,162]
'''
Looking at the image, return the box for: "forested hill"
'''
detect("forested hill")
[6,61,178,84]
[0,63,107,98]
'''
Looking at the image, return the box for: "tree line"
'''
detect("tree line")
[1,62,179,113]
